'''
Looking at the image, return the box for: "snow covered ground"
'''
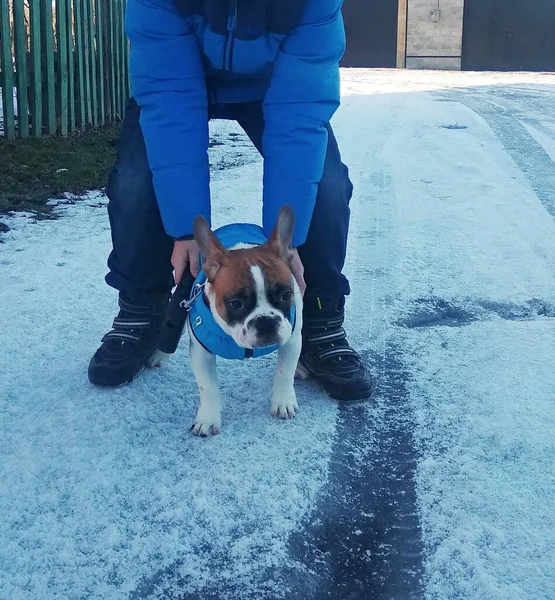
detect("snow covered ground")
[1,69,555,600]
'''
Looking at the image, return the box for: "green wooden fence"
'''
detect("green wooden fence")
[0,0,129,140]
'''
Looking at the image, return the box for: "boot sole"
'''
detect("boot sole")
[88,346,173,388]
[87,367,142,388]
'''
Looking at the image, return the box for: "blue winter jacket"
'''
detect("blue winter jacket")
[125,0,346,247]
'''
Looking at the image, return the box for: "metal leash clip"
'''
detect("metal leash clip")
[180,282,205,311]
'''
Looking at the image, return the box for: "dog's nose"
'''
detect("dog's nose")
[253,315,280,335]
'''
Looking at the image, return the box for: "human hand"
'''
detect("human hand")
[172,239,201,284]
[290,249,306,296]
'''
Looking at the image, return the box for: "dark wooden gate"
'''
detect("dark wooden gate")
[462,0,555,72]
[341,0,399,68]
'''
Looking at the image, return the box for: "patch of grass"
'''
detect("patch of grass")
[0,124,121,213]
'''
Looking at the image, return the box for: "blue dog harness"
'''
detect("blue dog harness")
[185,223,297,360]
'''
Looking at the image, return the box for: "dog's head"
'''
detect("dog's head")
[193,206,297,349]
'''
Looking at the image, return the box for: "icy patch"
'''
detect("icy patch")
[400,297,555,329]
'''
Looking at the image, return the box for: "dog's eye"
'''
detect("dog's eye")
[228,299,245,311]
[281,290,292,302]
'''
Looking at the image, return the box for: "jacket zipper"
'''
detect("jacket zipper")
[223,0,238,71]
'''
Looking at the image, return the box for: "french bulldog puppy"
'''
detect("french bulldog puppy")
[187,205,303,436]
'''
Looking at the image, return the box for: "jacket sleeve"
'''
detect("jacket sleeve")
[262,0,345,248]
[125,0,210,238]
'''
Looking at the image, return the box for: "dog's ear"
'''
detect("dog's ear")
[194,216,226,280]
[267,205,295,262]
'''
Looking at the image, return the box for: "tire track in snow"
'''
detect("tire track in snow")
[282,358,424,600]
[280,163,424,599]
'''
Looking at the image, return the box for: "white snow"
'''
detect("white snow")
[1,69,555,599]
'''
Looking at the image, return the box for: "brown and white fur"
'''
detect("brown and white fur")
[151,206,303,437]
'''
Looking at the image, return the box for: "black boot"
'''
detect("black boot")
[297,297,372,401]
[88,290,170,387]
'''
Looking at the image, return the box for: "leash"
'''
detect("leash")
[157,269,202,354]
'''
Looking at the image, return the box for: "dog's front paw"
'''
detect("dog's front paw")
[191,406,222,437]
[271,390,299,419]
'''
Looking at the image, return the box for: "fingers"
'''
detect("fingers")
[189,248,201,278]
[172,240,201,283]
[290,250,306,296]
[173,260,185,285]
[296,271,306,296]
[294,265,306,294]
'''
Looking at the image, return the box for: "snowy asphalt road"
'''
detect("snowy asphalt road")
[1,70,555,600]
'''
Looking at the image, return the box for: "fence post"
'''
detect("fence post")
[114,0,122,118]
[0,0,15,139]
[118,0,127,117]
[30,0,43,137]
[13,0,29,138]
[87,0,98,127]
[56,0,70,136]
[108,0,116,122]
[66,0,76,133]
[125,9,131,100]
[82,0,92,125]
[74,0,86,128]
[95,0,105,126]
[42,0,56,135]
